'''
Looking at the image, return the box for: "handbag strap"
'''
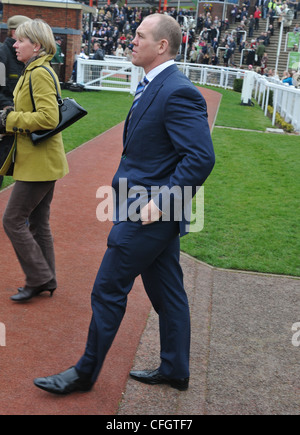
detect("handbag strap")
[29,66,63,112]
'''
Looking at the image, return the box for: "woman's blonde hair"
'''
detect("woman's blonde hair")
[15,19,57,57]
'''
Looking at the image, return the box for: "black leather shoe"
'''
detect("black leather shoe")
[129,368,189,391]
[34,367,93,395]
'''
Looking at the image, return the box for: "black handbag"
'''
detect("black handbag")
[29,66,87,145]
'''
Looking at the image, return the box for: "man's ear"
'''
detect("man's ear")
[158,39,169,55]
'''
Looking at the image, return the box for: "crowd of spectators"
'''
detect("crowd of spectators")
[78,1,298,68]
[74,2,299,86]
[184,0,299,74]
[185,7,274,70]
[79,5,190,60]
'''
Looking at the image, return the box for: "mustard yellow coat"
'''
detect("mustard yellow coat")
[6,55,69,182]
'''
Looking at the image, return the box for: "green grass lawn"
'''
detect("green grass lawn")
[180,127,299,276]
[61,89,133,153]
[179,85,299,277]
[1,87,299,276]
[204,85,273,131]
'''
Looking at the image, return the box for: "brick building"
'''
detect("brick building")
[0,0,96,82]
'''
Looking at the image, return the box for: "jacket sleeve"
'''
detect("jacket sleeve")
[6,67,60,133]
[166,85,214,186]
[153,84,215,215]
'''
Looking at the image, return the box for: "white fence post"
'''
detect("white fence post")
[241,71,255,105]
[130,65,142,95]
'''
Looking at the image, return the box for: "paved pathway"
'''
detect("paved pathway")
[119,254,299,415]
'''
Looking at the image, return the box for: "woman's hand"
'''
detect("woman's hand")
[0,107,14,133]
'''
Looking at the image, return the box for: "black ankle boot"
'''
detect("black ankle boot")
[11,281,56,302]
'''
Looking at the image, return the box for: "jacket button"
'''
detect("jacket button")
[19,128,23,133]
[13,127,18,132]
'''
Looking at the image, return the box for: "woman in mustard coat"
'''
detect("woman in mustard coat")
[0,19,69,302]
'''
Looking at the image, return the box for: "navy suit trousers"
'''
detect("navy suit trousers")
[76,219,191,384]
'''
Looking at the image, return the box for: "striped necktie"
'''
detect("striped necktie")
[128,76,149,121]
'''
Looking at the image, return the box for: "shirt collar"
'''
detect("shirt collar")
[145,60,175,83]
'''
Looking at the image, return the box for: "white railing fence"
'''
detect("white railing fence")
[249,72,300,132]
[76,58,300,132]
[178,63,246,89]
[76,58,247,92]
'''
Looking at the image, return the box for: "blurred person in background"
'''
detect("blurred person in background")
[0,15,31,188]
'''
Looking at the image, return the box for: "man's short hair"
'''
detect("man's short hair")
[145,14,182,57]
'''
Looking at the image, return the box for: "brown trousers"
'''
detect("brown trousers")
[3,181,57,288]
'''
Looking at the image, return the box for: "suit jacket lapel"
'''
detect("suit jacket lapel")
[123,82,161,149]
[123,64,178,153]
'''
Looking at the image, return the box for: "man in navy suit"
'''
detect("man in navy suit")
[34,14,215,395]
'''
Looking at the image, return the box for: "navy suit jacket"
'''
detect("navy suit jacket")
[112,64,215,236]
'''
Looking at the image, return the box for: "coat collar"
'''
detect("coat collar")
[24,54,53,72]
[13,55,54,101]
